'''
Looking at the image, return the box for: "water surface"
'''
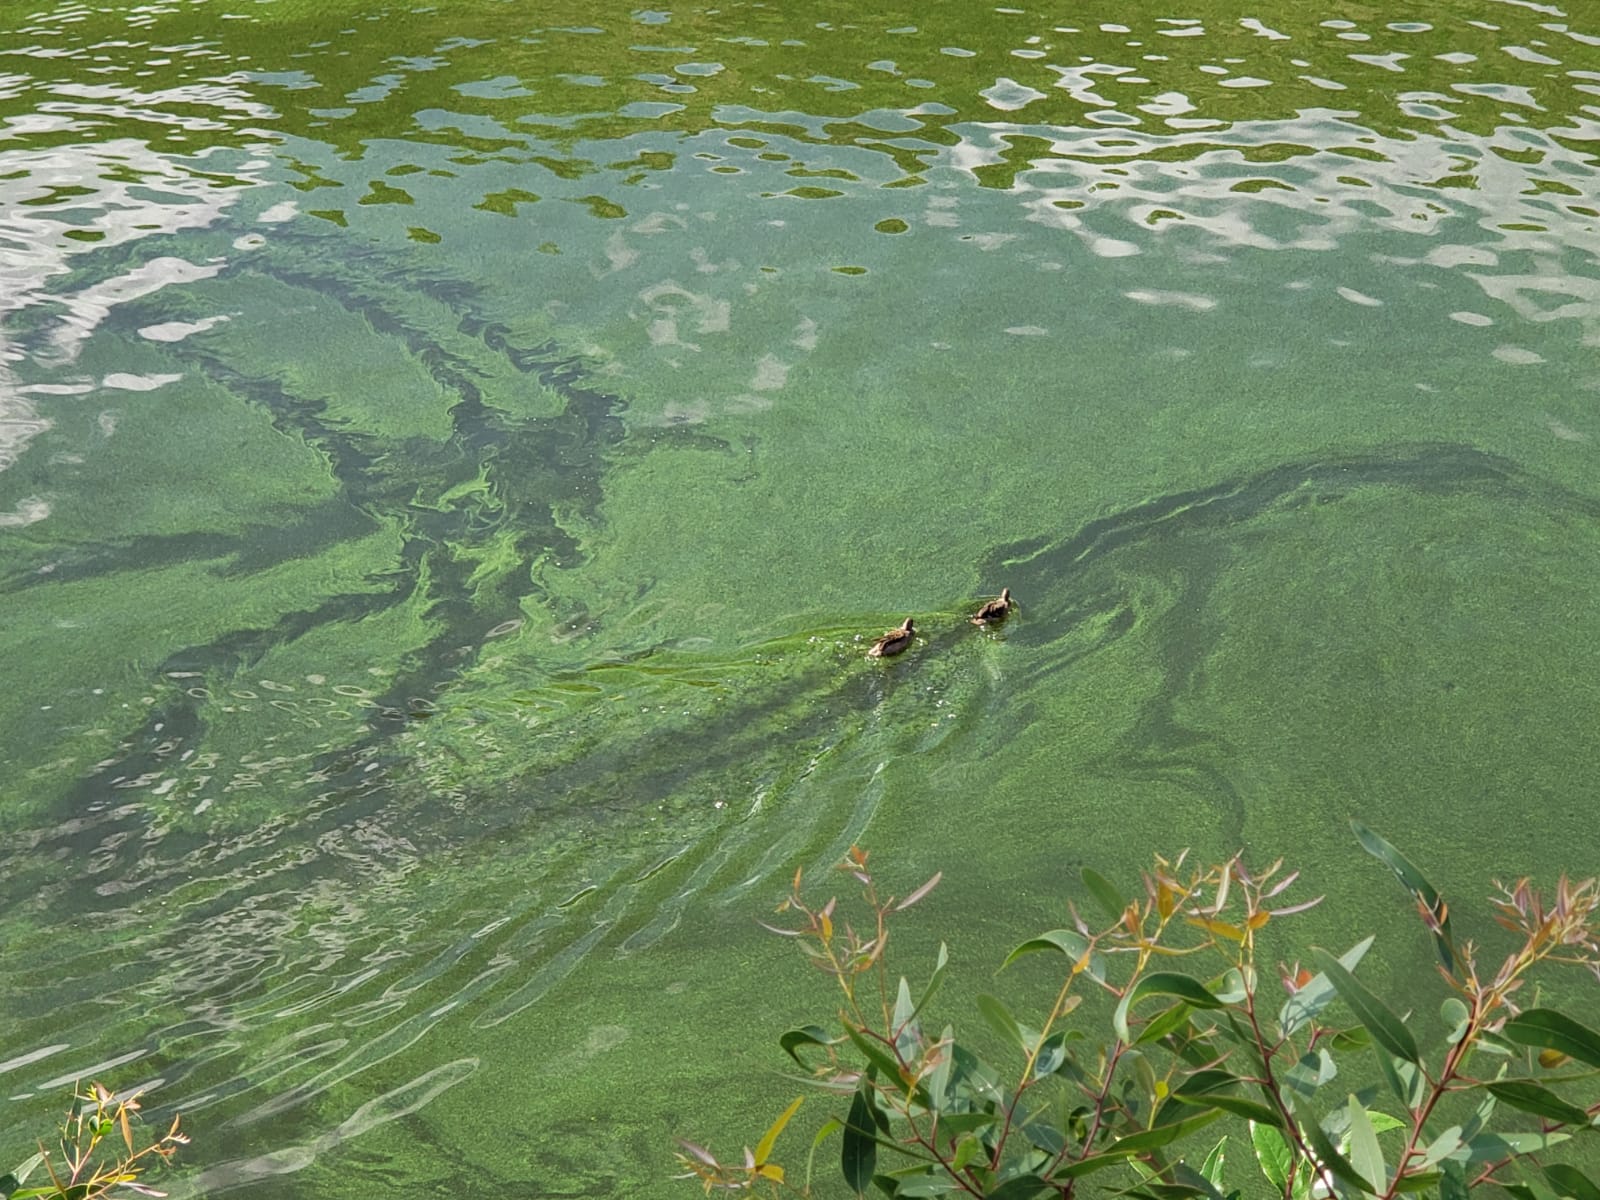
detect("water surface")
[2,0,1599,1194]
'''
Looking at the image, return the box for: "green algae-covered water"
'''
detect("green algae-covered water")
[2,0,1599,1193]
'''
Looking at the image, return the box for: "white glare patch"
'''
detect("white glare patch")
[1004,325,1049,336]
[0,497,49,527]
[1088,236,1140,258]
[980,76,1047,110]
[137,314,232,342]
[1336,286,1383,307]
[1493,345,1544,365]
[1125,289,1217,312]
[102,372,183,391]
[258,200,300,223]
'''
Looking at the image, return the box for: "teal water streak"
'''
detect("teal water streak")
[1,0,1599,1195]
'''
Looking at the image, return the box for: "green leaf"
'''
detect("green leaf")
[1440,998,1470,1044]
[843,1022,911,1097]
[1351,821,1455,974]
[935,1112,1000,1138]
[1502,1009,1600,1068]
[842,1086,878,1196]
[1346,1097,1386,1197]
[1303,1114,1376,1196]
[1032,1029,1081,1079]
[950,1132,983,1171]
[1283,1048,1338,1103]
[977,993,1026,1053]
[927,1024,954,1111]
[1420,1126,1461,1168]
[1309,947,1420,1064]
[1176,1092,1286,1127]
[780,1024,835,1068]
[1201,1136,1229,1188]
[1365,1111,1406,1135]
[1250,1121,1292,1193]
[755,1097,804,1166]
[806,1119,842,1194]
[1392,1172,1442,1193]
[1545,1165,1600,1200]
[1487,1080,1592,1127]
[1460,1131,1571,1162]
[1375,1051,1426,1112]
[905,942,950,1030]
[1057,1111,1226,1177]
[1115,972,1225,1043]
[896,1176,962,1197]
[1160,1069,1283,1128]
[987,1174,1051,1200]
[1439,1161,1470,1200]
[1002,929,1104,981]
[1280,936,1375,1037]
[1082,868,1129,922]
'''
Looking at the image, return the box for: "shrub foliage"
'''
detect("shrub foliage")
[677,823,1600,1200]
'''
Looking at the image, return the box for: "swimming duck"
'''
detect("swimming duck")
[971,587,1016,626]
[867,617,915,658]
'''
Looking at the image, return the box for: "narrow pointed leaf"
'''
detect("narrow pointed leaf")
[987,1175,1051,1200]
[1502,1010,1600,1068]
[1440,1161,1470,1200]
[1280,936,1375,1037]
[1201,1136,1228,1188]
[1056,1111,1226,1177]
[755,1097,803,1166]
[1544,1165,1600,1200]
[841,1087,877,1196]
[1487,1080,1591,1127]
[1083,868,1129,922]
[977,993,1025,1053]
[1115,972,1225,1043]
[1304,1115,1376,1196]
[1346,1097,1386,1197]
[1421,1126,1462,1168]
[1351,821,1455,973]
[897,1176,961,1197]
[905,942,949,1029]
[842,1022,911,1097]
[1309,947,1419,1064]
[1251,1121,1292,1193]
[780,1025,834,1068]
[1002,929,1104,980]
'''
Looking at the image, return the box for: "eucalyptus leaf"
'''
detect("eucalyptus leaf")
[1309,947,1420,1064]
[977,993,1026,1054]
[1346,1096,1386,1198]
[1304,1113,1376,1197]
[1544,1165,1600,1200]
[1201,1135,1229,1189]
[842,1086,877,1196]
[1486,1079,1591,1127]
[780,1024,835,1068]
[1502,1010,1600,1069]
[1001,929,1105,981]
[1115,972,1225,1043]
[1250,1121,1292,1194]
[1350,821,1455,974]
[986,1173,1051,1200]
[1082,867,1129,922]
[1279,936,1375,1038]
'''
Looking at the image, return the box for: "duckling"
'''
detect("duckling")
[971,587,1016,626]
[867,617,915,658]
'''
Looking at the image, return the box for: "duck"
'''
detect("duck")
[971,587,1016,626]
[867,617,916,658]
